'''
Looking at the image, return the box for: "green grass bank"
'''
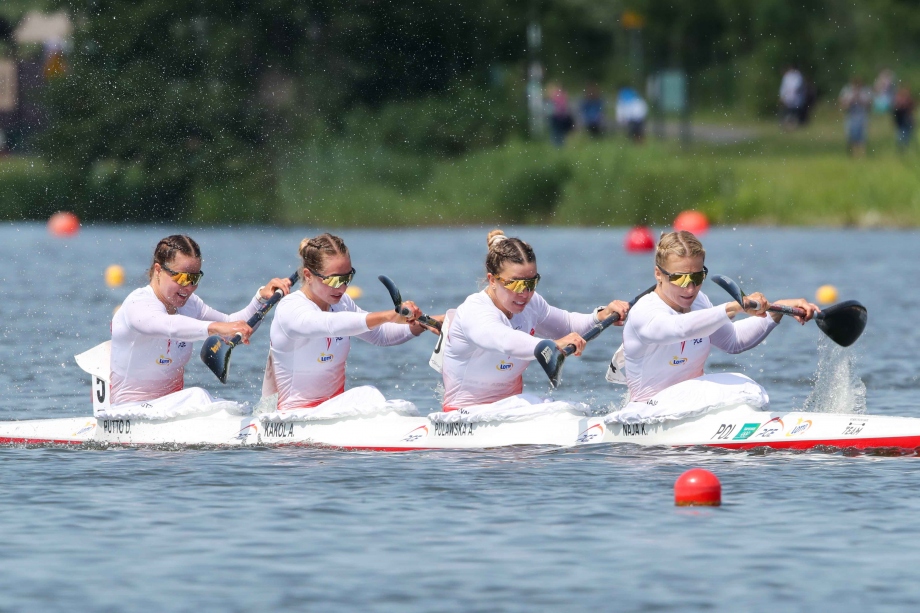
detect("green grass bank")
[4,108,920,227]
[275,110,920,228]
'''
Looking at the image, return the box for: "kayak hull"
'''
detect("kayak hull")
[1,405,919,452]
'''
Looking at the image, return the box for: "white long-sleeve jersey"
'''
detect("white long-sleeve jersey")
[111,285,262,405]
[623,291,778,402]
[268,291,415,411]
[441,291,596,409]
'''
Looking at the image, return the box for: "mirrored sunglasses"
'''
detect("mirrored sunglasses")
[494,274,541,293]
[161,264,204,287]
[309,267,356,289]
[658,265,707,288]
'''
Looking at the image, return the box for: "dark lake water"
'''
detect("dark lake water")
[0,223,917,612]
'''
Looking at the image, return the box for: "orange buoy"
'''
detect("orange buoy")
[674,468,721,506]
[47,211,80,237]
[624,225,655,252]
[816,285,838,305]
[673,210,709,235]
[105,265,125,288]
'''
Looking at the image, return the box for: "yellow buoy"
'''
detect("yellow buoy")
[816,284,838,305]
[105,265,125,288]
[345,285,363,299]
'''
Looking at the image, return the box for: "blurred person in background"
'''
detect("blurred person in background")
[893,85,915,153]
[874,69,896,113]
[579,83,606,138]
[839,77,873,156]
[615,87,648,143]
[779,65,805,129]
[546,82,574,147]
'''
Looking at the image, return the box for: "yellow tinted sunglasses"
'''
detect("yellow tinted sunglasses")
[161,264,204,287]
[309,267,356,289]
[494,274,541,293]
[658,265,707,288]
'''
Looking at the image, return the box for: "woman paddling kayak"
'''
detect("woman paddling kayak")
[111,234,292,408]
[265,233,430,411]
[440,229,630,411]
[613,230,819,420]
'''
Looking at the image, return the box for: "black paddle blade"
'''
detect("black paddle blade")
[200,335,233,384]
[709,274,744,305]
[816,300,867,347]
[534,339,565,388]
[377,275,402,311]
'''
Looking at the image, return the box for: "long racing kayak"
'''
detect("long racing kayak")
[1,403,918,452]
[3,342,914,452]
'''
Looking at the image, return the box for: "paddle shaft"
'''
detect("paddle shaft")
[398,307,442,331]
[227,271,299,346]
[741,299,823,320]
[560,285,657,356]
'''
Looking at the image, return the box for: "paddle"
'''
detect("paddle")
[377,275,442,331]
[200,271,300,383]
[709,273,867,347]
[535,285,657,388]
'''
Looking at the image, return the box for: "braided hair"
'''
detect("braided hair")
[299,233,349,282]
[148,235,201,280]
[485,229,536,275]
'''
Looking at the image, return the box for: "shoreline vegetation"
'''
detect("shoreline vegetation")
[4,108,919,228]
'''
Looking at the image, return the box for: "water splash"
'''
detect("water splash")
[800,337,866,414]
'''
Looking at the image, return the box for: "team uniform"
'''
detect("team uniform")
[111,285,263,406]
[441,291,596,410]
[267,291,414,411]
[622,291,777,403]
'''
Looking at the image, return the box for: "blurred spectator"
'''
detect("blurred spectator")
[779,66,805,128]
[873,68,896,113]
[893,86,914,153]
[579,83,605,138]
[798,78,817,125]
[839,77,872,156]
[546,82,574,147]
[615,87,647,142]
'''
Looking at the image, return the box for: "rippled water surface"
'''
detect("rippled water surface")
[1,223,918,612]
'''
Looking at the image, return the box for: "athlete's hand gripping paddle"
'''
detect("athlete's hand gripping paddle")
[377,275,442,332]
[201,271,299,383]
[709,274,867,347]
[535,285,656,389]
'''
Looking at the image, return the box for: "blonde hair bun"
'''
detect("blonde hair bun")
[487,229,507,248]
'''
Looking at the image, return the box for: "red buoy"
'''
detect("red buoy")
[674,468,721,506]
[673,210,709,235]
[624,225,655,252]
[47,211,80,237]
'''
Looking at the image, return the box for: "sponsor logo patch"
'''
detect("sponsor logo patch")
[157,355,172,365]
[317,352,333,363]
[733,423,761,440]
[496,360,513,371]
[842,417,868,436]
[670,356,688,366]
[234,424,257,441]
[402,425,429,442]
[577,424,604,443]
[786,418,812,437]
[754,417,784,439]
[72,421,96,437]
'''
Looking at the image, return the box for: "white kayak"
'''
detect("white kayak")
[2,342,917,452]
[1,401,919,452]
